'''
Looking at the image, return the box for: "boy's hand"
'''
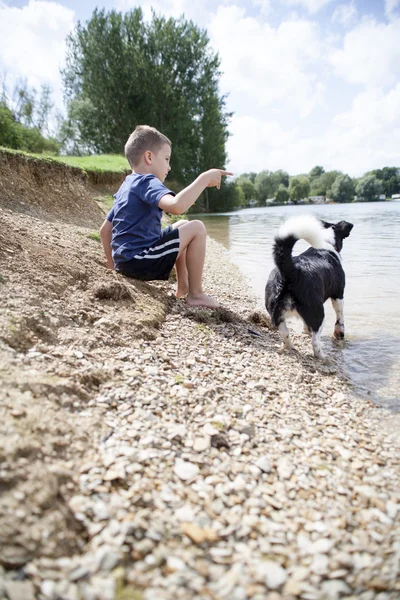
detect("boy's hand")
[203,169,234,190]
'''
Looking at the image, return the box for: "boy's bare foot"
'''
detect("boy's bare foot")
[176,285,189,298]
[186,293,219,308]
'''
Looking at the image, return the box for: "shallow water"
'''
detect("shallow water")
[194,201,400,411]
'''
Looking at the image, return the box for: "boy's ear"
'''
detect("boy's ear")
[144,150,152,164]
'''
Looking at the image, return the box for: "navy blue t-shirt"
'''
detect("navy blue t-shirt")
[107,173,175,266]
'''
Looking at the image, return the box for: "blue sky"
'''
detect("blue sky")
[1,0,399,176]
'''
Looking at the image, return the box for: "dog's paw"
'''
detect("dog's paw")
[334,325,345,339]
[279,344,293,354]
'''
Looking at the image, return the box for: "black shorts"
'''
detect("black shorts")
[117,226,180,281]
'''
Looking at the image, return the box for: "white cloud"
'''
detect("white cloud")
[0,0,75,106]
[226,115,299,174]
[280,0,333,14]
[385,0,400,19]
[115,0,211,26]
[226,84,400,176]
[325,84,400,174]
[332,2,357,26]
[330,17,400,88]
[208,6,325,118]
[252,0,272,17]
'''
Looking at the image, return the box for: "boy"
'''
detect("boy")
[100,125,232,308]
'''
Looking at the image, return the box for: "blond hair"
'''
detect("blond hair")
[124,125,171,167]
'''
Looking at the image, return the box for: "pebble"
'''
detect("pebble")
[2,229,400,600]
[174,460,200,481]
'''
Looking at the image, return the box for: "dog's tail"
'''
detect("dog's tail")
[273,215,326,276]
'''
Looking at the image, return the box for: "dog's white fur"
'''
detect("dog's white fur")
[277,215,337,254]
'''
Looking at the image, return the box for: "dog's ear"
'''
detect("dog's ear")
[336,221,353,238]
[321,220,333,229]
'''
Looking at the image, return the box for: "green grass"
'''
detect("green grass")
[95,194,114,211]
[55,154,130,173]
[0,146,130,174]
[87,232,101,242]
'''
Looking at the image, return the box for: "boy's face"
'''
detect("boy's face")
[150,143,171,182]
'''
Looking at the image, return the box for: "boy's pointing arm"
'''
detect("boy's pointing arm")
[159,169,233,215]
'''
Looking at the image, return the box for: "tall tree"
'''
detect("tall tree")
[309,165,325,180]
[235,175,257,203]
[275,184,290,204]
[371,167,400,197]
[310,170,341,197]
[356,175,382,202]
[62,8,231,186]
[241,172,257,184]
[331,174,355,203]
[254,170,288,204]
[289,176,310,203]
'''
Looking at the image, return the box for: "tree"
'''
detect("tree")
[355,175,382,202]
[254,170,289,204]
[371,167,400,197]
[241,172,257,183]
[275,169,290,188]
[197,180,240,212]
[0,103,22,149]
[236,176,257,203]
[331,174,355,203]
[310,170,341,197]
[289,176,310,203]
[309,165,325,180]
[196,61,231,211]
[0,77,60,153]
[274,184,290,204]
[12,81,54,134]
[62,8,230,186]
[0,100,59,154]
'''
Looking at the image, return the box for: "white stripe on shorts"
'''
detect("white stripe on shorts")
[134,239,179,260]
[141,247,179,260]
[134,237,179,259]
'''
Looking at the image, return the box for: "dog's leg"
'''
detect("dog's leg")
[332,298,345,338]
[278,319,293,352]
[312,324,325,360]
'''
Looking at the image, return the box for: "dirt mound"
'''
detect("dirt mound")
[0,200,175,573]
[0,150,106,227]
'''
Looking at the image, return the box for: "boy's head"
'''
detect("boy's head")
[125,125,172,181]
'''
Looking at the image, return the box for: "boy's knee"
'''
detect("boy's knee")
[172,219,189,229]
[191,220,206,235]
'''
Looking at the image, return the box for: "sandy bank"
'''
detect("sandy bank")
[1,203,400,600]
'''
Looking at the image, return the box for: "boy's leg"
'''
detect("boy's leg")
[176,220,218,308]
[171,220,189,297]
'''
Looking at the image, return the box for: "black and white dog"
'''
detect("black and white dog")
[265,215,353,359]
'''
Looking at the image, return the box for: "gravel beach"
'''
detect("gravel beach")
[1,209,400,600]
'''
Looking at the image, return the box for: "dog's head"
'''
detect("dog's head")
[321,220,353,252]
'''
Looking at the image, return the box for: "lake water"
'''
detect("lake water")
[194,201,400,411]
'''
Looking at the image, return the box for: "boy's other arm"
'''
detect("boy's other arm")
[158,169,233,215]
[100,218,114,269]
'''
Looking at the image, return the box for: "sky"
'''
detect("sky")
[0,0,399,176]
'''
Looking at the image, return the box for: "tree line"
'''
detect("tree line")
[1,7,399,211]
[235,165,400,207]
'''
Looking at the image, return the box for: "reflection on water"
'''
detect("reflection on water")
[194,202,400,411]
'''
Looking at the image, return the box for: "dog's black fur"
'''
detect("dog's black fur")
[265,216,353,358]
